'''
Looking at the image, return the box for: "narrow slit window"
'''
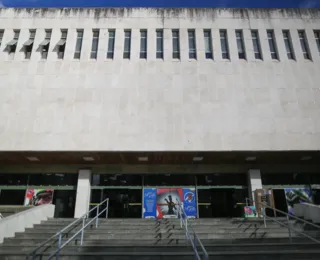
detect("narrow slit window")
[315,30,320,56]
[40,29,52,60]
[298,30,311,60]
[267,30,279,60]
[220,30,229,60]
[140,30,147,59]
[0,29,4,47]
[23,29,36,59]
[74,29,83,59]
[107,30,115,59]
[172,30,180,59]
[156,29,163,59]
[123,30,131,59]
[283,30,295,60]
[188,30,197,59]
[203,30,213,59]
[251,30,262,60]
[57,29,67,60]
[90,29,99,59]
[235,30,246,59]
[7,29,20,58]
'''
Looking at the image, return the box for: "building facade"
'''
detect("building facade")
[0,7,320,218]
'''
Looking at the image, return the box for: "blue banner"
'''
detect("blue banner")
[143,188,157,218]
[183,188,197,218]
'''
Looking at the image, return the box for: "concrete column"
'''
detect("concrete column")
[74,169,92,218]
[247,169,263,201]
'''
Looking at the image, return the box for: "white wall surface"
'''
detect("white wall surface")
[0,8,320,151]
[74,169,91,218]
[0,204,55,243]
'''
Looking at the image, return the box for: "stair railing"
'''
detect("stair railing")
[26,198,109,260]
[245,197,320,244]
[176,199,209,260]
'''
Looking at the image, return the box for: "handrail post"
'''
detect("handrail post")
[194,233,197,260]
[96,205,99,228]
[56,232,62,260]
[106,199,109,218]
[80,217,85,246]
[287,214,292,243]
[262,207,267,228]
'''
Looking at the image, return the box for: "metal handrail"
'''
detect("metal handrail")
[245,197,320,244]
[26,198,109,260]
[176,200,209,260]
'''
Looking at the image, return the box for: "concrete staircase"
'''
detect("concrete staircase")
[1,218,320,259]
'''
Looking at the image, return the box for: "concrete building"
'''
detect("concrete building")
[0,7,320,218]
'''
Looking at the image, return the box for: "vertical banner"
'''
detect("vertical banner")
[24,189,54,206]
[285,188,313,215]
[156,188,183,218]
[183,188,197,218]
[142,188,157,218]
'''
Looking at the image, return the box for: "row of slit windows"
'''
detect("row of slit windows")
[0,28,320,61]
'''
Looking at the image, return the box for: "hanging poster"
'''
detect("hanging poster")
[24,189,54,206]
[285,188,313,215]
[156,188,183,219]
[142,188,157,218]
[182,188,197,218]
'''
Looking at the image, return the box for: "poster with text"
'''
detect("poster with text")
[285,188,313,215]
[24,189,54,206]
[182,188,197,218]
[156,188,183,219]
[143,188,157,218]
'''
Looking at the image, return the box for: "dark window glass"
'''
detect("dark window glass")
[197,174,247,186]
[235,30,246,59]
[74,29,83,59]
[123,30,131,59]
[172,30,180,59]
[0,174,28,185]
[107,30,115,59]
[140,30,147,59]
[92,174,142,186]
[156,29,163,59]
[90,29,99,59]
[144,174,195,186]
[28,173,78,186]
[251,30,262,60]
[315,30,320,55]
[298,30,311,60]
[283,30,295,60]
[267,30,279,60]
[0,29,4,47]
[188,30,197,59]
[220,30,229,59]
[204,30,213,59]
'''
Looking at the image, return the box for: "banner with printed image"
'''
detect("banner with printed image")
[156,188,183,219]
[142,188,157,218]
[24,189,54,206]
[285,188,313,215]
[142,187,198,219]
[182,188,197,218]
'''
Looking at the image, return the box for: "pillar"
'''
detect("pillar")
[247,169,263,201]
[74,169,92,218]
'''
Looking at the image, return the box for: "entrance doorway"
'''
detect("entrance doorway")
[90,189,142,218]
[198,188,247,218]
[52,190,76,218]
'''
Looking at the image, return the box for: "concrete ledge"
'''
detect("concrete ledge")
[0,204,55,243]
